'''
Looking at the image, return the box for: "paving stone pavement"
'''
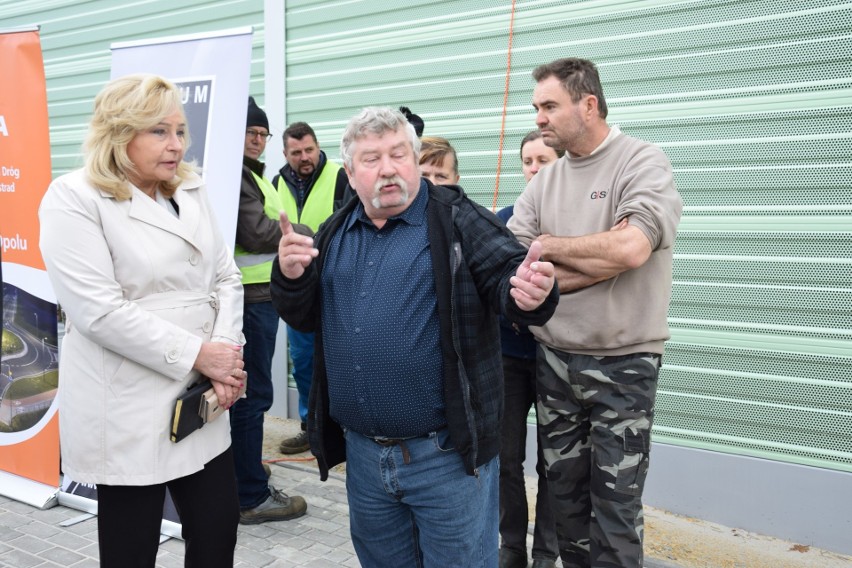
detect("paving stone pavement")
[0,462,357,568]
[0,460,681,568]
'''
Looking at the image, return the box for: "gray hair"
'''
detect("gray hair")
[340,106,421,170]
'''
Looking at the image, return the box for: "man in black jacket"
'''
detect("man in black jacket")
[271,106,558,567]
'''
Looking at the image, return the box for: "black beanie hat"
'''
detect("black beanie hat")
[247,96,269,131]
[399,106,424,137]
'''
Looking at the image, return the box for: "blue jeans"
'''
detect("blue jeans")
[286,325,314,424]
[345,428,499,568]
[230,301,277,509]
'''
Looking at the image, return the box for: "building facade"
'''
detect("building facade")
[3,0,850,554]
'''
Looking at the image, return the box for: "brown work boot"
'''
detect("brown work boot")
[239,486,307,525]
[279,428,309,454]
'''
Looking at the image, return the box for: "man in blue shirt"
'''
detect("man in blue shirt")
[270,106,559,567]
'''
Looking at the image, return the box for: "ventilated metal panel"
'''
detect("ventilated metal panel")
[1,0,265,178]
[7,0,850,473]
[285,0,852,472]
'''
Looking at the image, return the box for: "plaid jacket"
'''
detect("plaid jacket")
[270,180,559,479]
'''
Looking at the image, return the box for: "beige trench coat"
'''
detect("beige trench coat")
[39,169,243,485]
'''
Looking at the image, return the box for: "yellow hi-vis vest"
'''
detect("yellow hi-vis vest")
[234,171,282,285]
[276,160,341,232]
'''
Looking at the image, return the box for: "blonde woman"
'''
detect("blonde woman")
[40,74,244,568]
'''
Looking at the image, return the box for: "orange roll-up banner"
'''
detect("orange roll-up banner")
[0,27,60,508]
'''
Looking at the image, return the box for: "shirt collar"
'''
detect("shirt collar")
[588,125,622,156]
[243,155,265,177]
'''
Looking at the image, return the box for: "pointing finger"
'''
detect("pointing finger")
[279,211,294,236]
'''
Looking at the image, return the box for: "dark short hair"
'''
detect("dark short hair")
[532,58,608,119]
[399,106,424,136]
[282,122,318,147]
[520,130,565,158]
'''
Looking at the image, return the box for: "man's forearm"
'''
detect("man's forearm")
[269,256,319,332]
[553,264,612,293]
[539,225,652,279]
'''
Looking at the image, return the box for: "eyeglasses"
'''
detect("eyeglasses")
[246,129,272,140]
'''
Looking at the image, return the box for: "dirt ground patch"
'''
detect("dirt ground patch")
[261,414,340,474]
[641,506,852,568]
[264,415,851,567]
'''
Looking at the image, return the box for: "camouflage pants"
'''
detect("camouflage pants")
[536,346,660,568]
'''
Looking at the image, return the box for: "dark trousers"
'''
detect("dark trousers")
[499,354,559,561]
[96,448,239,568]
[230,300,277,508]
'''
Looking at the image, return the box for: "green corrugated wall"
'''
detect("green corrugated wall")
[3,0,850,473]
[284,0,852,473]
[0,0,266,177]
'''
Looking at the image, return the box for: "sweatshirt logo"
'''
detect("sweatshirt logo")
[590,190,608,199]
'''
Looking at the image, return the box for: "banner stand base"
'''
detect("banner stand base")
[57,488,96,514]
[0,470,58,509]
[58,479,184,540]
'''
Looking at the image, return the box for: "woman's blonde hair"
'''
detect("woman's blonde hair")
[84,74,193,200]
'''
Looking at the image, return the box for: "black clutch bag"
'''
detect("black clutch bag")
[170,379,212,443]
[170,377,245,442]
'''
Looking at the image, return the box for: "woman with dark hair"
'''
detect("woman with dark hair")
[520,129,565,182]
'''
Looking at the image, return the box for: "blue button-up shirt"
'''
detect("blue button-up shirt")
[321,182,445,438]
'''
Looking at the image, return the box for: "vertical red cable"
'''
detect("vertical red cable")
[492,0,517,212]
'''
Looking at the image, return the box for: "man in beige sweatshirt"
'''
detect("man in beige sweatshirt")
[508,58,682,568]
